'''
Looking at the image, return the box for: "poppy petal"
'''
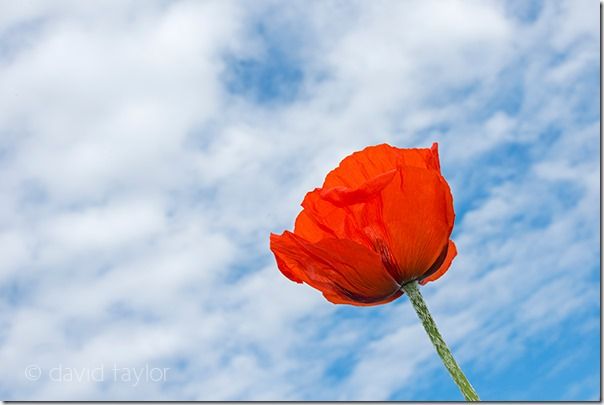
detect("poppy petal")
[380,167,454,282]
[323,287,403,306]
[323,143,441,189]
[419,240,457,285]
[297,180,402,282]
[269,231,402,306]
[293,210,334,244]
[297,189,355,241]
[320,169,397,207]
[298,188,381,248]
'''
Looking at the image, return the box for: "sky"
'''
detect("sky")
[0,0,600,401]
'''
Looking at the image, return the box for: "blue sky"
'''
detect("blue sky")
[0,0,599,400]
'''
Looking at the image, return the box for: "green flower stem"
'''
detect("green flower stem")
[401,281,480,401]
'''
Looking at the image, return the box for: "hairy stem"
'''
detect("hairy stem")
[401,281,480,401]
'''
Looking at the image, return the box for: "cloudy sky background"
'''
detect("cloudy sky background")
[0,0,599,400]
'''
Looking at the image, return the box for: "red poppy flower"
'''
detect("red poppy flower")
[270,143,456,306]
